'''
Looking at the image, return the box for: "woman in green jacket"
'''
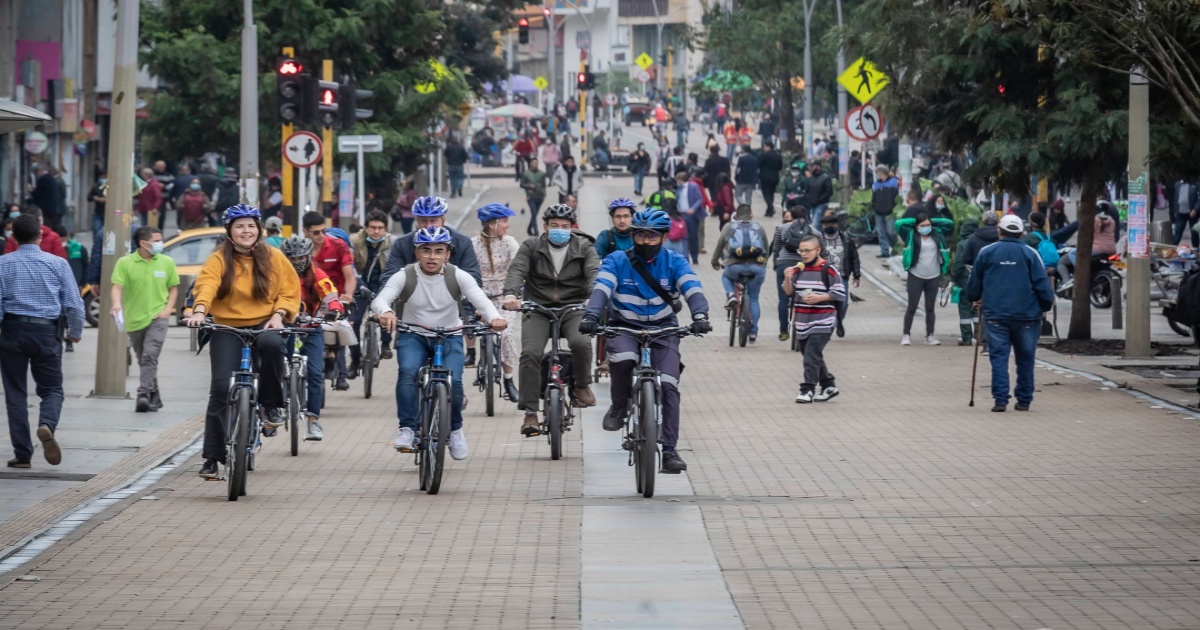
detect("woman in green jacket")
[895,213,955,346]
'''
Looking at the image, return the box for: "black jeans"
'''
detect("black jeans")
[904,273,940,336]
[797,332,834,390]
[761,180,778,216]
[203,326,287,463]
[1,321,64,463]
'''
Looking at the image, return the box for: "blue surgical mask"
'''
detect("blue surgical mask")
[917,226,933,235]
[189,183,201,191]
[547,228,571,246]
[98,178,106,185]
[150,242,164,254]
[8,212,18,220]
[366,235,385,243]
[4,231,10,239]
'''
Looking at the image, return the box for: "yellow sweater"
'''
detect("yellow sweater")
[192,246,300,327]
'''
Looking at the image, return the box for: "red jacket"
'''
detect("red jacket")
[300,267,346,317]
[136,178,163,216]
[690,175,713,211]
[4,225,67,258]
[716,183,735,217]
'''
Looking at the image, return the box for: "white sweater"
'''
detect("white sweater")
[371,265,501,330]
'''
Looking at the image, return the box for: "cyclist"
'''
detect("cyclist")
[302,211,356,391]
[595,197,637,258]
[372,227,507,460]
[349,210,395,377]
[578,209,711,473]
[186,205,300,480]
[502,203,600,437]
[710,204,769,344]
[381,196,483,365]
[470,203,521,402]
[281,235,345,442]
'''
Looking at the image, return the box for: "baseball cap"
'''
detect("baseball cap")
[264,216,283,231]
[998,214,1024,235]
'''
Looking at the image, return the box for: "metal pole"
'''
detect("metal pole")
[835,0,850,204]
[1126,68,1151,357]
[546,1,556,111]
[802,0,816,156]
[506,31,515,105]
[239,0,259,205]
[651,0,663,95]
[94,0,138,397]
[356,146,366,225]
[281,47,295,228]
[296,166,305,221]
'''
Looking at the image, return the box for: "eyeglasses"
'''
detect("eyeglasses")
[306,228,325,236]
[797,248,820,254]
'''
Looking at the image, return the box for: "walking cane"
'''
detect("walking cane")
[969,302,983,407]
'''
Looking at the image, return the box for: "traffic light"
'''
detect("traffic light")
[577,65,595,91]
[542,7,551,29]
[302,76,339,127]
[577,71,587,91]
[338,83,374,130]
[275,57,304,123]
[518,18,529,44]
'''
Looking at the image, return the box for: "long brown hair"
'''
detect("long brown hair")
[481,220,496,276]
[216,220,272,302]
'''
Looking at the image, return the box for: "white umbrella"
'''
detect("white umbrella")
[486,103,545,119]
[0,98,52,134]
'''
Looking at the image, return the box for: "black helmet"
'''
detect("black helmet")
[541,203,577,223]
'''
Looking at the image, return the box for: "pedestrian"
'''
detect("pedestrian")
[176,178,213,231]
[1170,179,1200,246]
[759,113,776,147]
[816,208,861,303]
[688,167,713,253]
[87,172,107,285]
[926,192,953,222]
[30,165,59,230]
[950,217,981,347]
[781,161,809,212]
[895,212,955,346]
[629,142,651,196]
[444,138,469,197]
[393,179,418,234]
[734,145,759,208]
[675,170,705,264]
[712,204,769,343]
[758,142,783,218]
[513,133,535,181]
[592,131,612,170]
[783,233,845,403]
[703,145,730,199]
[261,177,283,220]
[1048,198,1069,233]
[769,208,807,340]
[737,122,753,148]
[871,165,900,257]
[805,161,833,226]
[110,226,179,412]
[212,167,240,221]
[521,158,548,236]
[901,188,926,220]
[551,155,583,204]
[965,215,1055,412]
[723,118,739,162]
[705,133,719,152]
[714,172,736,230]
[0,215,84,468]
[4,205,66,258]
[663,205,689,256]
[264,216,285,247]
[539,135,561,182]
[674,113,690,148]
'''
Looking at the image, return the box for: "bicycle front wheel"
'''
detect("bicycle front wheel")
[289,365,301,456]
[483,334,495,417]
[728,304,737,347]
[227,388,251,501]
[638,380,659,499]
[422,382,451,495]
[363,323,377,399]
[547,387,563,460]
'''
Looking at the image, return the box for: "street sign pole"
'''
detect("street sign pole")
[835,0,850,205]
[1126,68,1151,358]
[239,0,259,206]
[356,146,365,225]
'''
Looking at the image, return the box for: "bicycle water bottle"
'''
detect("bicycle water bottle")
[434,344,444,368]
[240,347,252,371]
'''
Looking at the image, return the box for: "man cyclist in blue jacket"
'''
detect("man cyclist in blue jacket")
[579,209,712,473]
[595,197,637,258]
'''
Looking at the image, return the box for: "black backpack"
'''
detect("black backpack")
[781,220,809,254]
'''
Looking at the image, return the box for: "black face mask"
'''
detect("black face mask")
[823,226,839,236]
[634,242,662,261]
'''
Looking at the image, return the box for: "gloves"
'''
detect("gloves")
[324,310,340,322]
[578,315,599,335]
[690,316,712,335]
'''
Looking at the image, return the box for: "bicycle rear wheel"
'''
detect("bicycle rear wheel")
[547,387,563,460]
[638,380,658,498]
[727,303,737,347]
[738,295,751,347]
[227,388,251,501]
[363,323,376,399]
[421,382,450,495]
[483,334,495,417]
[289,365,301,456]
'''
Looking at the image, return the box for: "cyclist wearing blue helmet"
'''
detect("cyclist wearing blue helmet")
[185,204,301,479]
[578,209,711,474]
[372,227,508,460]
[302,211,356,391]
[595,197,638,259]
[470,204,521,402]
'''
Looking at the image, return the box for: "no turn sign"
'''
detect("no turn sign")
[845,104,883,142]
[284,131,323,168]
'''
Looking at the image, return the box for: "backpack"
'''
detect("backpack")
[727,222,765,259]
[1031,232,1060,267]
[667,217,687,242]
[395,263,462,319]
[780,220,808,254]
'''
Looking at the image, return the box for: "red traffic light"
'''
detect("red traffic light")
[518,18,529,27]
[998,84,1006,95]
[578,73,586,84]
[321,89,336,105]
[543,7,551,16]
[278,60,302,75]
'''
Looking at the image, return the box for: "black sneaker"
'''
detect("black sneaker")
[991,403,1006,412]
[602,403,627,431]
[348,358,360,378]
[199,459,220,479]
[958,339,972,346]
[263,408,286,428]
[504,378,520,402]
[464,348,477,368]
[334,376,350,391]
[262,427,278,437]
[136,395,152,413]
[1014,402,1030,411]
[661,450,688,474]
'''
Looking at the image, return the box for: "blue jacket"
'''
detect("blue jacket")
[381,228,482,288]
[964,237,1055,321]
[595,228,634,259]
[677,181,704,215]
[586,249,709,326]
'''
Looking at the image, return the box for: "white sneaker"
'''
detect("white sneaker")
[795,388,814,403]
[813,386,840,402]
[448,429,469,460]
[305,418,324,441]
[925,334,941,346]
[900,334,911,346]
[392,427,415,452]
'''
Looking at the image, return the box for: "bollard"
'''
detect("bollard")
[1111,275,1123,330]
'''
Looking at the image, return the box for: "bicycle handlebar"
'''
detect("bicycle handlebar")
[394,321,494,337]
[594,324,694,340]
[516,301,587,317]
[200,320,318,338]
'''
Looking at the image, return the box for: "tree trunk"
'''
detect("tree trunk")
[1067,171,1101,340]
[781,75,798,153]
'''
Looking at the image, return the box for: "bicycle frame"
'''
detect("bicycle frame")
[520,302,585,405]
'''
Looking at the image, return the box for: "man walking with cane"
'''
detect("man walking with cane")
[964,215,1055,412]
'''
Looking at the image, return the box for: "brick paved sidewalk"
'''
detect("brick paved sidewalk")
[1,179,1198,629]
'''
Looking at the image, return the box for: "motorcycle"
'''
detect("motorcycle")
[1055,248,1123,309]
[81,284,101,327]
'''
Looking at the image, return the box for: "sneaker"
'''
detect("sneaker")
[37,425,60,465]
[262,427,278,438]
[900,334,911,346]
[1014,402,1031,412]
[380,348,393,360]
[661,450,688,473]
[991,403,1006,412]
[504,378,520,402]
[876,252,890,258]
[602,403,627,431]
[958,339,972,346]
[981,347,989,356]
[573,386,597,407]
[334,376,350,391]
[725,294,737,309]
[464,348,477,368]
[263,408,286,428]
[449,429,469,460]
[813,386,840,402]
[136,395,152,413]
[925,334,940,346]
[150,391,163,410]
[795,387,814,403]
[1058,278,1074,293]
[748,335,757,345]
[779,332,790,341]
[7,458,31,468]
[305,418,324,441]
[521,413,542,437]
[347,359,360,379]
[392,427,416,452]
[198,459,220,480]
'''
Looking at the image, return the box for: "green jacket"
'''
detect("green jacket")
[950,218,979,286]
[502,230,599,306]
[895,217,955,276]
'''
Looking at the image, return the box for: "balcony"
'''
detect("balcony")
[619,0,669,18]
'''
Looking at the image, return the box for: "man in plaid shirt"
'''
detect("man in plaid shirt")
[0,215,85,468]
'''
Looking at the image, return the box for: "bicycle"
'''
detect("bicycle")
[519,302,586,460]
[845,213,877,249]
[594,324,696,498]
[473,295,506,417]
[201,321,311,501]
[726,270,754,348]
[361,313,380,400]
[395,321,492,494]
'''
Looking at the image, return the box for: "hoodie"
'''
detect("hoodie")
[960,223,1000,268]
[871,177,900,216]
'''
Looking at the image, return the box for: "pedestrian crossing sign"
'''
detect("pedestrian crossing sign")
[534,76,549,91]
[838,57,890,104]
[635,53,655,71]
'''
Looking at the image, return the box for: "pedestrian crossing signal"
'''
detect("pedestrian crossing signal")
[518,18,530,44]
[302,76,340,127]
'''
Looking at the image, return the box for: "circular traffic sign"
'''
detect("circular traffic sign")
[284,131,323,168]
[845,104,883,142]
[24,131,48,154]
[605,92,619,106]
[637,70,651,84]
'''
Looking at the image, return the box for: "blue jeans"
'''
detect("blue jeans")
[721,263,766,336]
[683,212,702,263]
[985,318,1040,406]
[665,239,687,255]
[297,331,325,417]
[632,169,645,195]
[350,294,392,365]
[448,165,465,196]
[875,214,893,256]
[809,203,828,228]
[1173,213,1199,247]
[0,322,63,463]
[395,333,465,431]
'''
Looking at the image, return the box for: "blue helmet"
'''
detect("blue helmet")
[414,226,454,246]
[631,209,671,233]
[608,197,637,214]
[476,203,516,223]
[223,204,261,225]
[412,196,448,217]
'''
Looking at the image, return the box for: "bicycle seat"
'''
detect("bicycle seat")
[737,271,757,281]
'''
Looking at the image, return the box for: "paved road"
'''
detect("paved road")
[2,177,1199,629]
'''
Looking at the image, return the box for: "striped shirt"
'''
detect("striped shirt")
[789,260,845,339]
[0,244,86,338]
[587,249,708,326]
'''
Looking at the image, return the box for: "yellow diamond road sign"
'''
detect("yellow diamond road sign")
[635,53,654,71]
[534,76,549,91]
[838,57,889,104]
